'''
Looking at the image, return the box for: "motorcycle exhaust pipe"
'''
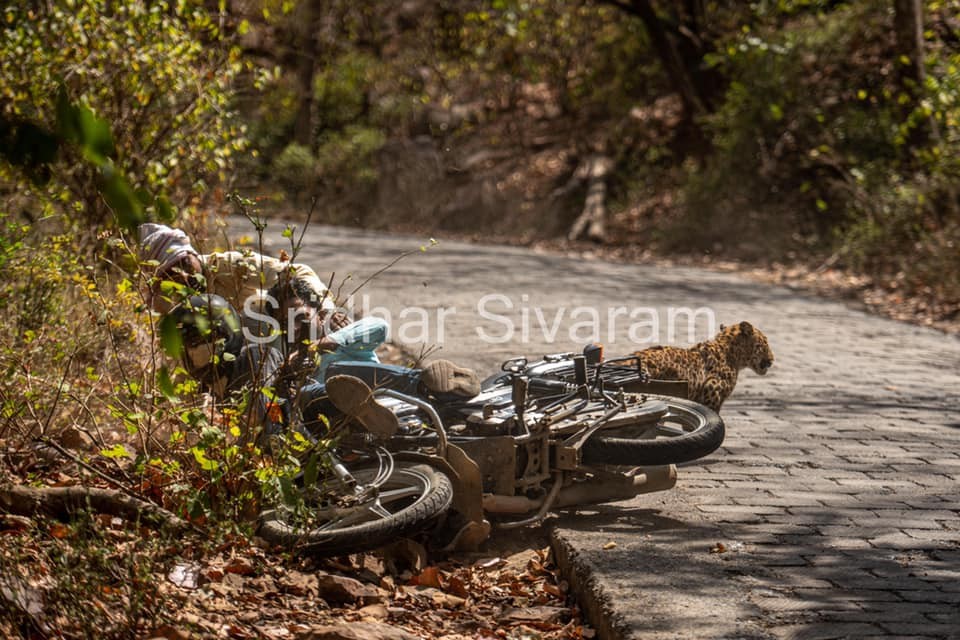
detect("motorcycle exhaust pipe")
[553,465,677,507]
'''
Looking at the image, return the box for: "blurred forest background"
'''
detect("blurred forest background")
[2,0,960,312]
[1,3,959,633]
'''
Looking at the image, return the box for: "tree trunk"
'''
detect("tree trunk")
[673,0,722,112]
[0,484,192,533]
[292,2,320,149]
[597,0,720,131]
[629,0,706,121]
[894,0,925,92]
[567,155,614,243]
[894,0,934,148]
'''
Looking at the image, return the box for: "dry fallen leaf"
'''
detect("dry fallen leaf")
[358,603,389,620]
[1,514,33,532]
[148,624,191,640]
[446,575,469,599]
[601,541,617,550]
[432,591,466,609]
[411,566,443,590]
[224,557,256,576]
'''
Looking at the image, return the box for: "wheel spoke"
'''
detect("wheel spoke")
[367,501,392,519]
[311,481,426,530]
[377,485,423,505]
[656,423,688,437]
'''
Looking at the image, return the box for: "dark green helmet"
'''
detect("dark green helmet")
[168,294,244,384]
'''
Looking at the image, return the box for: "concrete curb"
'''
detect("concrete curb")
[550,527,630,640]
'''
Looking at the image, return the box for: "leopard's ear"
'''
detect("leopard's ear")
[719,324,726,331]
[738,321,754,335]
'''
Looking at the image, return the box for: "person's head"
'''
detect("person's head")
[138,223,204,312]
[266,277,324,347]
[168,294,243,394]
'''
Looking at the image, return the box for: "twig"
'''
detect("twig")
[36,436,138,497]
[347,243,436,299]
[40,350,76,438]
[294,196,319,258]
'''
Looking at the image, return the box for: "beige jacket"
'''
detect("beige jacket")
[202,250,336,312]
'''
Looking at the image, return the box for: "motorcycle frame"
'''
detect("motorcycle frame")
[375,385,679,545]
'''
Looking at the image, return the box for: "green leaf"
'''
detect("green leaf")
[77,106,114,164]
[101,444,131,459]
[159,313,183,358]
[188,496,207,519]
[156,194,174,222]
[191,446,220,471]
[278,475,298,508]
[157,365,177,400]
[159,280,186,297]
[103,170,145,232]
[303,453,318,488]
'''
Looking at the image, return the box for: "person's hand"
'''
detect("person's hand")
[276,350,316,397]
[322,310,351,333]
[317,336,340,353]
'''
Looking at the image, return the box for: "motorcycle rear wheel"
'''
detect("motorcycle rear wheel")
[258,463,453,556]
[581,396,724,466]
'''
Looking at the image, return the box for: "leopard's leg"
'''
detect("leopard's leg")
[698,377,726,413]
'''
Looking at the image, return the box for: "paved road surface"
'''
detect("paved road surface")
[231,219,960,639]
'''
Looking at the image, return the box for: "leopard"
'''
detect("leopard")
[631,321,774,412]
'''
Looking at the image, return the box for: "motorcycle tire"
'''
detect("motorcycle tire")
[581,396,725,466]
[258,463,453,556]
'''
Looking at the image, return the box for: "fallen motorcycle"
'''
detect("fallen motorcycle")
[257,350,724,554]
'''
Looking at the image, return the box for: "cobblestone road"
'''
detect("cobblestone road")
[236,220,960,639]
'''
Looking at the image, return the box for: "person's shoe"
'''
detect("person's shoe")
[420,360,481,397]
[324,375,399,437]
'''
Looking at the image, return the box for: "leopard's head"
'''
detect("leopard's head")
[719,321,774,375]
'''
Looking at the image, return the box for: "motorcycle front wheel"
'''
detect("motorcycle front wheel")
[581,396,724,466]
[258,463,453,556]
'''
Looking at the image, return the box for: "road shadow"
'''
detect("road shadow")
[551,485,960,637]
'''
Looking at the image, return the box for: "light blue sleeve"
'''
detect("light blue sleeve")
[315,316,389,382]
[327,316,389,352]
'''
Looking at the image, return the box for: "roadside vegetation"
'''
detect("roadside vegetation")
[1,0,958,635]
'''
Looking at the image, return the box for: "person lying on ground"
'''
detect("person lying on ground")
[168,293,401,443]
[167,294,480,445]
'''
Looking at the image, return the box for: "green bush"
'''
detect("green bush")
[673,1,960,302]
[273,142,317,194]
[315,125,386,190]
[0,0,247,229]
[682,5,895,238]
[314,51,379,131]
